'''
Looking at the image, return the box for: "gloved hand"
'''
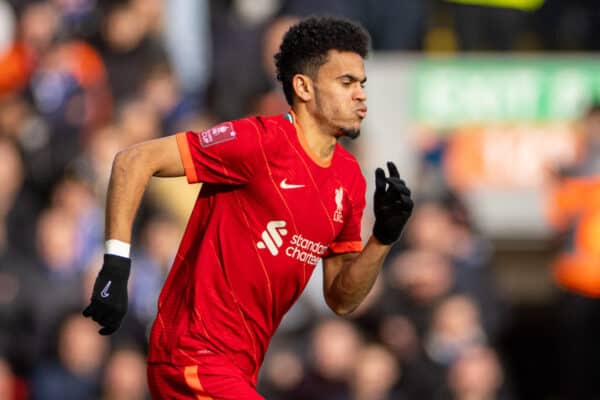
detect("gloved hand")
[372,161,414,245]
[83,254,130,335]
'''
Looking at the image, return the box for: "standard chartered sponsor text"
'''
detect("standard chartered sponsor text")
[285,233,327,265]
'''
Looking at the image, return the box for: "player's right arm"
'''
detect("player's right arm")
[106,135,183,243]
[83,135,183,335]
[85,119,261,335]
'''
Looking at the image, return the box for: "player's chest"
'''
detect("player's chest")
[246,163,349,242]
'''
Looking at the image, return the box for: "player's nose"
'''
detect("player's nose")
[354,85,367,102]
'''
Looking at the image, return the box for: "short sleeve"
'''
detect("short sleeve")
[176,119,260,185]
[328,173,366,255]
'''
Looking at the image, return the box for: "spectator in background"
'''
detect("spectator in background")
[129,212,180,329]
[346,275,386,338]
[163,0,211,111]
[50,0,101,40]
[259,347,305,400]
[0,138,40,374]
[294,318,363,400]
[384,248,454,335]
[28,29,111,132]
[350,343,399,400]
[34,207,81,280]
[114,96,160,147]
[379,314,421,365]
[30,312,109,400]
[0,137,38,255]
[98,2,167,105]
[76,123,125,198]
[405,200,505,340]
[50,174,103,270]
[424,295,486,368]
[208,0,274,120]
[0,95,54,196]
[100,346,149,400]
[249,15,299,117]
[0,1,61,97]
[378,314,439,400]
[140,64,199,134]
[7,1,114,181]
[378,248,454,395]
[128,0,163,36]
[0,248,38,377]
[31,207,85,353]
[546,103,600,399]
[443,345,510,400]
[378,198,510,398]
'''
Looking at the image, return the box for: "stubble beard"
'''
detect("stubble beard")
[340,127,360,139]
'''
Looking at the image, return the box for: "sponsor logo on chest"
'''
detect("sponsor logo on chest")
[256,220,327,265]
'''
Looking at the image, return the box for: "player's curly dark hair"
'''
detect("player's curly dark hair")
[275,16,370,106]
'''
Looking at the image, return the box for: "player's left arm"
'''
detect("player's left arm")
[322,237,391,315]
[322,162,413,315]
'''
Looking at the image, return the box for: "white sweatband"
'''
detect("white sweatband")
[105,239,131,258]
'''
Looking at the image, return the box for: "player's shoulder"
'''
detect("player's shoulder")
[334,144,362,171]
[232,114,291,134]
[231,114,293,150]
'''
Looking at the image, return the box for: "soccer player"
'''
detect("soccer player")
[83,16,413,399]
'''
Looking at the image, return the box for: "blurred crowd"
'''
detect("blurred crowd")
[261,189,511,399]
[1,0,599,399]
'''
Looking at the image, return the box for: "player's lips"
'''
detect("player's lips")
[356,106,367,118]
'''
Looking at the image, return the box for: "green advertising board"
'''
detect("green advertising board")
[411,57,600,127]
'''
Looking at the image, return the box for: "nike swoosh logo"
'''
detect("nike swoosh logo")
[280,179,305,189]
[100,281,112,298]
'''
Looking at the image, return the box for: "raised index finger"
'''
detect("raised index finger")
[387,161,399,178]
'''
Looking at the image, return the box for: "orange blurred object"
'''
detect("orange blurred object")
[547,177,600,297]
[0,43,34,97]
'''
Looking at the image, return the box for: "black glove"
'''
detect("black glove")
[83,254,131,335]
[372,161,414,245]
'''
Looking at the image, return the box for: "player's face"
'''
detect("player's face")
[312,50,367,139]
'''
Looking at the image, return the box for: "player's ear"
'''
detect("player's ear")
[292,74,313,102]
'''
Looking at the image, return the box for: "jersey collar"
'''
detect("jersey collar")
[286,109,332,168]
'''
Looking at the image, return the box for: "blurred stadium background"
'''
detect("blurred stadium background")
[1,0,600,399]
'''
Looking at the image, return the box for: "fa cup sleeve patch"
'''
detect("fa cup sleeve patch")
[195,122,237,147]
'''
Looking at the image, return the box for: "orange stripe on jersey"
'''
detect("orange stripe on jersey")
[183,365,214,400]
[289,110,332,168]
[328,241,363,254]
[176,132,199,183]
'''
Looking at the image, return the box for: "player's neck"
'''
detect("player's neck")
[292,107,337,162]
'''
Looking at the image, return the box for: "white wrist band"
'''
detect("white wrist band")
[105,239,131,258]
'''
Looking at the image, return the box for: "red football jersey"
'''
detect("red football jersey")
[148,112,366,385]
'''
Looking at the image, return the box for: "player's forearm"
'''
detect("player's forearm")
[105,146,154,243]
[327,236,390,315]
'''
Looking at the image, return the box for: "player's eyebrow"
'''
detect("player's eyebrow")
[337,74,367,84]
